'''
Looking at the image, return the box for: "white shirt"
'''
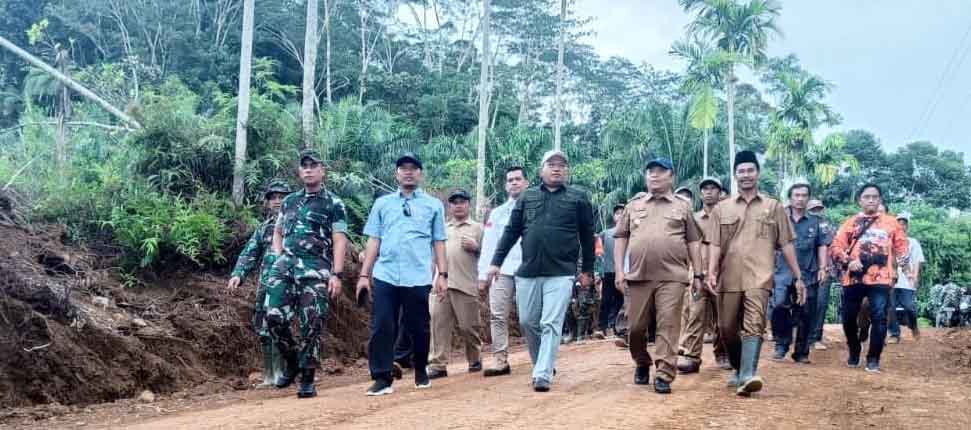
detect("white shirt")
[477,199,523,280]
[895,238,925,290]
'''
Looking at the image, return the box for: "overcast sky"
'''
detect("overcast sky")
[575,0,971,157]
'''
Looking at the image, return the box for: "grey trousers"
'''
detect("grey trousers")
[489,275,516,367]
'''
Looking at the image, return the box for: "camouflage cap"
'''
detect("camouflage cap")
[264,180,292,199]
[299,149,323,164]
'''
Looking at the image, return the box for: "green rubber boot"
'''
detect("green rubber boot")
[257,339,276,388]
[736,337,764,396]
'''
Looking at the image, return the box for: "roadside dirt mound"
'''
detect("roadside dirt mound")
[0,216,371,410]
[941,328,971,368]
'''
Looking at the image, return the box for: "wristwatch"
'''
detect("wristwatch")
[440,272,449,278]
[693,272,706,280]
[333,272,344,280]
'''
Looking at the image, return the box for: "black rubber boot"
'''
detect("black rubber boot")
[736,337,764,396]
[297,368,317,398]
[276,351,299,388]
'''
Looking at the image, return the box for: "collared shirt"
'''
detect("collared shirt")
[600,227,617,274]
[275,188,348,271]
[713,192,795,292]
[615,192,702,283]
[694,207,717,269]
[896,238,925,290]
[363,188,447,287]
[477,199,523,280]
[774,209,831,286]
[831,212,909,287]
[446,218,483,295]
[491,184,596,277]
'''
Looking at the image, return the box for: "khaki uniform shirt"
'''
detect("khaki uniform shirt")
[615,192,702,283]
[694,208,717,270]
[713,192,795,292]
[446,219,483,296]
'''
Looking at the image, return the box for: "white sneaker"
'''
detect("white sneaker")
[813,342,828,351]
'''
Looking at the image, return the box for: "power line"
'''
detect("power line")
[907,19,971,143]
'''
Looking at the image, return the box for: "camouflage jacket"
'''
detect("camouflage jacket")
[276,188,348,270]
[231,217,277,281]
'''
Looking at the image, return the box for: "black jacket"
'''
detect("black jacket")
[491,184,595,277]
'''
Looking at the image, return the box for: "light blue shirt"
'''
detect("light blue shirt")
[364,188,447,287]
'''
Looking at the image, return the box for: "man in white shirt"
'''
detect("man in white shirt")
[888,211,924,344]
[477,166,528,376]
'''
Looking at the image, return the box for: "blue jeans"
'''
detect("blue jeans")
[888,288,918,337]
[841,285,890,362]
[516,276,574,382]
[771,282,818,359]
[810,282,832,343]
[368,280,431,382]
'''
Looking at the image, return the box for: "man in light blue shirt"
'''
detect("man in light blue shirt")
[477,166,528,377]
[356,153,448,396]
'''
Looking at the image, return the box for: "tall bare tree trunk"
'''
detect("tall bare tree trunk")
[324,0,333,105]
[303,0,319,148]
[553,0,566,151]
[703,127,709,178]
[0,35,140,128]
[358,0,367,104]
[727,69,736,193]
[233,0,256,206]
[475,0,492,220]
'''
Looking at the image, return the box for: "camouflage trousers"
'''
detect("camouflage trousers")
[264,254,330,370]
[251,255,279,339]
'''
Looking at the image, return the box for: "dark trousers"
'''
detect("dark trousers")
[393,307,414,366]
[771,282,818,359]
[598,273,624,331]
[842,285,890,362]
[810,282,832,343]
[888,288,918,337]
[368,279,431,382]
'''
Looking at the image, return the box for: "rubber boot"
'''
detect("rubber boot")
[736,337,764,396]
[297,368,317,398]
[276,350,299,388]
[257,339,276,388]
[575,319,589,343]
[271,343,285,386]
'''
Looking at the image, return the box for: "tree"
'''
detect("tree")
[303,0,319,147]
[552,0,568,151]
[681,0,781,190]
[232,0,256,206]
[475,0,493,218]
[671,37,726,177]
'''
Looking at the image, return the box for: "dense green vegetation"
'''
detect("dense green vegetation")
[1,0,970,314]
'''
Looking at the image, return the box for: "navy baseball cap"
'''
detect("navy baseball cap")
[396,152,423,169]
[645,157,674,171]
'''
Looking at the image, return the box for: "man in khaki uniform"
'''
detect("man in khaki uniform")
[708,151,806,396]
[427,189,484,379]
[677,177,731,373]
[614,158,706,394]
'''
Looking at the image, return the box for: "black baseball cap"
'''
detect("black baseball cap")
[448,189,471,202]
[645,157,674,171]
[396,152,423,169]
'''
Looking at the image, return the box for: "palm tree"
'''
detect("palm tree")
[680,0,782,190]
[671,37,727,177]
[805,132,860,186]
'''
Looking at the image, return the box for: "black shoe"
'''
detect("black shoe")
[634,366,650,385]
[297,369,317,398]
[847,354,861,368]
[395,359,413,370]
[468,362,482,373]
[275,353,300,388]
[772,347,787,361]
[391,362,403,380]
[426,368,448,380]
[716,356,733,370]
[483,365,511,377]
[415,370,432,389]
[654,377,672,394]
[864,359,881,374]
[366,378,394,396]
[532,378,550,392]
[794,356,812,365]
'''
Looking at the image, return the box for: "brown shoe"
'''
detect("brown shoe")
[677,358,701,374]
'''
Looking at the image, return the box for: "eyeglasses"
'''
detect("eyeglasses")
[402,200,412,217]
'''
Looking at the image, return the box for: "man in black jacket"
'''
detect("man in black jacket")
[488,149,596,392]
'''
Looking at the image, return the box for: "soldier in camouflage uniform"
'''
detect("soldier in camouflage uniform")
[572,278,598,342]
[227,180,292,388]
[265,149,349,399]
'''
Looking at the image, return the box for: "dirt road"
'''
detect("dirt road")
[9,326,971,430]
